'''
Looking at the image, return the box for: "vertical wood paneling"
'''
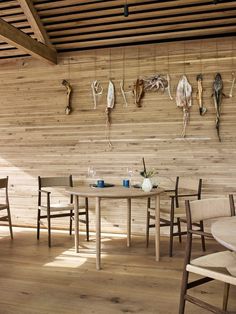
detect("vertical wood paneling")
[0,37,235,234]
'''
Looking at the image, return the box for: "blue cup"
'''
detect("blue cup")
[97,180,105,188]
[123,179,130,188]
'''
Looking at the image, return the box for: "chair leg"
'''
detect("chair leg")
[47,212,51,248]
[146,210,150,248]
[69,210,73,235]
[177,218,182,243]
[179,269,189,314]
[200,220,206,252]
[37,209,41,240]
[223,283,230,311]
[169,220,174,257]
[85,198,89,241]
[7,206,13,239]
[169,199,175,257]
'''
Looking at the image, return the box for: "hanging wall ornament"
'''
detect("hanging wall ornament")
[133,47,145,107]
[120,80,129,107]
[91,80,103,109]
[229,39,235,98]
[120,48,132,107]
[104,49,116,149]
[133,78,144,107]
[229,72,235,98]
[91,51,103,109]
[196,74,207,115]
[143,74,173,100]
[196,41,207,116]
[137,45,173,102]
[106,80,115,148]
[62,79,73,115]
[212,73,225,142]
[176,75,192,137]
[166,43,173,100]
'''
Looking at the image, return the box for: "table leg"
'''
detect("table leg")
[95,197,101,270]
[155,194,160,261]
[74,195,79,253]
[127,198,131,247]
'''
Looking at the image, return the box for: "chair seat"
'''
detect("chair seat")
[39,203,75,212]
[0,204,7,210]
[187,251,236,285]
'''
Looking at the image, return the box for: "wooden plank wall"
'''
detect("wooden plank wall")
[0,37,235,234]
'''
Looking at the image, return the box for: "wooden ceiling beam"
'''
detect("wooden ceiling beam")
[48,12,236,37]
[0,14,28,23]
[56,25,236,50]
[0,1,18,9]
[0,0,235,59]
[41,2,235,25]
[0,49,27,58]
[45,9,236,32]
[40,2,236,24]
[51,18,236,44]
[0,43,15,49]
[3,3,235,28]
[36,0,212,16]
[0,17,57,64]
[0,7,22,15]
[17,0,54,48]
[34,0,217,11]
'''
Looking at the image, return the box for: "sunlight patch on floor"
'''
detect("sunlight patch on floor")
[44,255,88,268]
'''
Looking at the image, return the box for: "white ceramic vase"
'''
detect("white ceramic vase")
[141,178,153,192]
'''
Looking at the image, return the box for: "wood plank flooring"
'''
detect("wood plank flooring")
[0,226,235,314]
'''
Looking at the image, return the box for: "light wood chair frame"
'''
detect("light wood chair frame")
[179,195,235,314]
[0,177,13,239]
[37,175,89,247]
[146,177,204,257]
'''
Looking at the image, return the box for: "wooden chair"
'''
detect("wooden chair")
[37,175,89,247]
[0,177,13,239]
[146,177,204,257]
[179,195,236,314]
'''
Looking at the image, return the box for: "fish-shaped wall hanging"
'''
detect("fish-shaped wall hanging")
[176,75,192,137]
[212,73,225,142]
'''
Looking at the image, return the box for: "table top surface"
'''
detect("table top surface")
[211,216,236,252]
[66,185,164,199]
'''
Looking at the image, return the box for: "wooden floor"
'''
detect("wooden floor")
[0,226,235,314]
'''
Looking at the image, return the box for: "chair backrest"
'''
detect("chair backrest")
[179,177,202,192]
[38,175,73,205]
[186,195,235,224]
[158,176,179,191]
[38,176,73,188]
[175,178,202,209]
[0,177,8,189]
[0,177,9,205]
[178,178,202,198]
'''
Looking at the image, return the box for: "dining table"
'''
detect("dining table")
[211,216,236,252]
[66,185,164,270]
